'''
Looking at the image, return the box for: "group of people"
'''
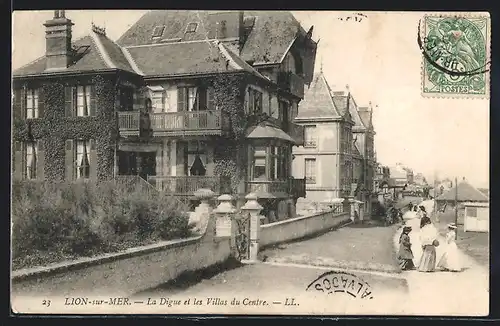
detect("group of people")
[398,203,462,272]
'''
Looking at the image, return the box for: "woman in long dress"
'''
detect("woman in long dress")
[398,226,415,270]
[437,223,462,272]
[418,216,439,272]
[406,206,422,265]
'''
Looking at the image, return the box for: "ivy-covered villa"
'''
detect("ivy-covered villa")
[12,10,317,220]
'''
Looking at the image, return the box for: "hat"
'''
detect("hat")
[403,226,412,232]
[447,223,457,229]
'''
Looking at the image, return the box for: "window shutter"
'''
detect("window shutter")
[65,139,74,181]
[89,85,97,116]
[65,86,74,117]
[177,87,186,112]
[207,87,215,110]
[89,139,98,181]
[20,87,26,119]
[14,141,23,180]
[37,88,45,119]
[36,140,45,180]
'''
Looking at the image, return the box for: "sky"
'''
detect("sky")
[12,10,490,188]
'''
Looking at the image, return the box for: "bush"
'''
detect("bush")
[11,180,192,269]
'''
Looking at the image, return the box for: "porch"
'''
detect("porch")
[118,111,230,138]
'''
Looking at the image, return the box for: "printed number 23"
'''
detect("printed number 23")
[42,300,51,307]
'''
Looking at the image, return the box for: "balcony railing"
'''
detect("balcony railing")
[277,71,305,99]
[150,110,229,137]
[245,177,306,198]
[147,175,231,196]
[118,111,142,137]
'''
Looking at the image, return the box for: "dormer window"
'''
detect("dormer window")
[152,25,165,38]
[185,22,198,33]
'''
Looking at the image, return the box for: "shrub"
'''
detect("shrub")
[11,179,192,269]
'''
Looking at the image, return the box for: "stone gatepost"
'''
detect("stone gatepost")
[191,188,216,233]
[240,193,264,263]
[213,194,236,241]
[347,197,359,222]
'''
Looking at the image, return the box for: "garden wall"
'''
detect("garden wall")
[11,214,231,297]
[260,210,351,249]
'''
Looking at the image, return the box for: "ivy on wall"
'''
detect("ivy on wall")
[12,74,118,182]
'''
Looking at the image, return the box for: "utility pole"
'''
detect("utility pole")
[454,177,458,240]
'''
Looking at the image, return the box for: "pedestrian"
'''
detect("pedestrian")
[417,216,440,272]
[437,223,462,272]
[408,202,413,211]
[398,226,415,270]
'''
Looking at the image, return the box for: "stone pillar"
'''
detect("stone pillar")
[190,188,216,233]
[213,194,236,240]
[348,197,359,222]
[240,193,264,263]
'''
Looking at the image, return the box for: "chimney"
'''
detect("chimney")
[208,11,244,41]
[44,10,74,70]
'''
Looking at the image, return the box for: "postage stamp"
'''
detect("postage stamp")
[420,14,491,98]
[11,10,490,317]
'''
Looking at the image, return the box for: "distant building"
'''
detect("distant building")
[436,179,489,213]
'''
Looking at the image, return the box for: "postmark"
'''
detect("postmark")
[306,271,374,299]
[419,14,491,98]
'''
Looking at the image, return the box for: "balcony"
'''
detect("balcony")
[118,111,142,137]
[245,177,306,199]
[147,175,231,197]
[277,71,305,99]
[150,111,230,137]
[118,110,230,138]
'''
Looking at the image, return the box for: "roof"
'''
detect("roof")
[436,181,489,202]
[245,122,296,144]
[358,107,373,130]
[13,30,136,77]
[117,10,310,65]
[296,72,341,119]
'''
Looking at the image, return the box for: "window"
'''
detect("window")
[26,89,39,119]
[467,207,478,218]
[305,158,316,184]
[178,86,213,112]
[253,146,267,180]
[152,25,165,38]
[186,22,198,33]
[23,141,38,179]
[247,88,263,115]
[75,140,91,179]
[304,126,317,147]
[65,85,95,117]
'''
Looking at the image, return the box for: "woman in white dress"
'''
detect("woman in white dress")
[437,223,462,272]
[418,215,440,272]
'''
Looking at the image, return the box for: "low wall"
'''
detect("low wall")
[11,215,231,297]
[260,210,351,249]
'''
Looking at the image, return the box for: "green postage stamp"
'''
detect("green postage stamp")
[420,14,491,98]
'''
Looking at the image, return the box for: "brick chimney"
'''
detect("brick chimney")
[43,10,74,70]
[207,11,244,41]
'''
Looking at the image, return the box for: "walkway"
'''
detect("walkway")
[260,220,401,273]
[392,227,489,316]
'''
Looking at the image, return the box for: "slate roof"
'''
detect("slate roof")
[437,181,489,202]
[296,72,341,119]
[358,107,373,130]
[124,40,266,78]
[13,30,136,77]
[117,10,309,65]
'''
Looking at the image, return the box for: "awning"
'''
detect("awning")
[245,125,296,144]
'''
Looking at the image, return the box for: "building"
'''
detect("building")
[12,10,318,221]
[292,71,376,217]
[463,202,489,233]
[436,179,489,213]
[413,172,427,186]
